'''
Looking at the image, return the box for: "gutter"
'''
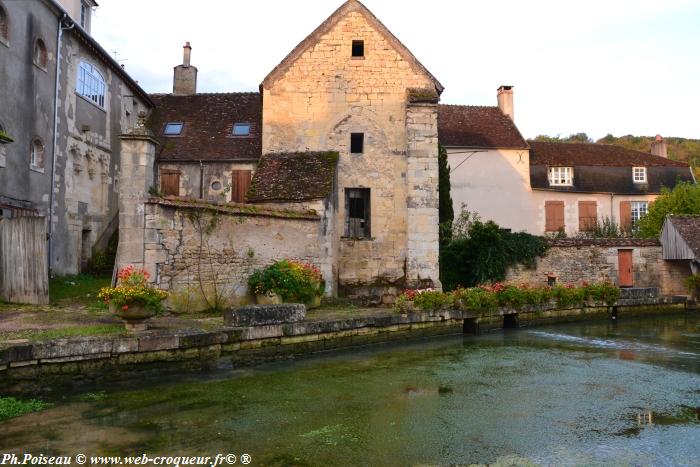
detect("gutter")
[48,14,75,274]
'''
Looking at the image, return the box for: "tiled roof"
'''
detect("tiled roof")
[147,197,320,220]
[529,141,690,168]
[148,93,262,162]
[437,105,528,149]
[667,216,700,257]
[247,152,339,203]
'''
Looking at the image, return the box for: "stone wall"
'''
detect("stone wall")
[506,239,692,296]
[261,7,441,302]
[140,199,334,310]
[157,162,256,202]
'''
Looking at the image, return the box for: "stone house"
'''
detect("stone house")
[0,0,152,275]
[124,0,442,304]
[442,88,695,236]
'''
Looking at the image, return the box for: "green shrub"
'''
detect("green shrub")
[412,290,453,311]
[636,182,700,238]
[440,220,548,291]
[453,287,498,313]
[686,274,700,292]
[583,282,621,305]
[248,260,323,303]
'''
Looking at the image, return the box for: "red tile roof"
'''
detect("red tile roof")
[148,93,262,162]
[437,105,528,149]
[529,141,689,167]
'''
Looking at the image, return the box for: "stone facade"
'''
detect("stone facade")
[157,162,256,202]
[261,4,442,300]
[506,239,691,296]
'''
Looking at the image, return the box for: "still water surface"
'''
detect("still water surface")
[2,314,699,466]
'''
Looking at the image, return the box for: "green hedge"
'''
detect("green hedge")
[395,282,620,314]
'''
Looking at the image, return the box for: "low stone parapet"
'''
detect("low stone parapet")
[224,304,307,327]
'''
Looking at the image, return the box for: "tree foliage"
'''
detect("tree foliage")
[636,182,700,238]
[439,220,548,291]
[438,143,454,245]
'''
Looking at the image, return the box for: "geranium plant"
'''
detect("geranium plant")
[248,260,324,303]
[98,266,167,313]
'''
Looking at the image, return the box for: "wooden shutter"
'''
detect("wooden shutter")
[545,201,565,232]
[231,170,252,203]
[620,201,632,231]
[160,172,180,197]
[578,201,597,231]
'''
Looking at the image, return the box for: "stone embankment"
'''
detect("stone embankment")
[0,292,690,395]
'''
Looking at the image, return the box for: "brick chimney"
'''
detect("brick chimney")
[497,85,514,121]
[173,42,197,96]
[650,135,667,158]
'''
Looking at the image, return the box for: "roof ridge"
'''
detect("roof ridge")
[529,140,677,160]
[149,92,260,96]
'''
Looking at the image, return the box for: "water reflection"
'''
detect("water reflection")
[0,313,699,466]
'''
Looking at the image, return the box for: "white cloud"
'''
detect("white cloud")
[93,0,700,139]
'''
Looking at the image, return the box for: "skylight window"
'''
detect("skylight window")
[232,123,251,137]
[164,122,183,136]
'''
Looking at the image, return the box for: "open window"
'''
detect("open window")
[345,188,371,239]
[350,133,364,154]
[352,40,364,58]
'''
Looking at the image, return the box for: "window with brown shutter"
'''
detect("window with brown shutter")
[578,201,597,231]
[619,201,632,232]
[231,170,252,203]
[160,171,180,197]
[545,201,565,232]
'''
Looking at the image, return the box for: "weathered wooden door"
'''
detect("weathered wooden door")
[231,170,252,203]
[618,249,633,287]
[0,217,49,304]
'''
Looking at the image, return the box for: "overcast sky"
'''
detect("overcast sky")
[92,0,700,140]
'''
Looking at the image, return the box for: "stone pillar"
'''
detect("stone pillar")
[405,102,441,290]
[116,113,158,276]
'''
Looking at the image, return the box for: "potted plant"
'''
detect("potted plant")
[248,260,324,307]
[98,266,167,331]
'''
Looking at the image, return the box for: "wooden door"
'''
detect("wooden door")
[618,249,633,287]
[160,172,180,196]
[231,170,252,203]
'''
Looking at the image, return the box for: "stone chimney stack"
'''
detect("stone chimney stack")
[173,42,197,96]
[497,85,514,121]
[650,135,668,158]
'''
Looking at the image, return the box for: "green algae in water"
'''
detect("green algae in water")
[1,314,699,466]
[0,397,52,421]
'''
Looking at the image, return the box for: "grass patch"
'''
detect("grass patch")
[50,274,111,304]
[0,397,52,422]
[0,324,124,343]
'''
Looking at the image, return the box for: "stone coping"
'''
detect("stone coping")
[546,238,661,247]
[0,296,688,372]
[148,197,320,220]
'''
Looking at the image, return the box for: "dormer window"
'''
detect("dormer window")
[352,40,364,58]
[548,167,573,186]
[163,122,184,136]
[633,167,647,183]
[232,123,251,137]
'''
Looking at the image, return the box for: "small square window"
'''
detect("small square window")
[163,122,183,136]
[233,123,251,137]
[350,133,364,154]
[352,40,364,58]
[548,166,573,186]
[633,167,647,183]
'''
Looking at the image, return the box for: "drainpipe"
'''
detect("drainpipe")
[48,14,75,275]
[199,160,204,199]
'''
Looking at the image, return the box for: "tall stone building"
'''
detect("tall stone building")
[0,0,152,275]
[140,0,443,302]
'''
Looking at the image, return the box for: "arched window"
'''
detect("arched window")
[77,60,106,108]
[30,139,45,170]
[33,38,47,69]
[0,4,9,45]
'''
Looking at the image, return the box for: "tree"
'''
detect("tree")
[438,143,454,245]
[636,182,700,238]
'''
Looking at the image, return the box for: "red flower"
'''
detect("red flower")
[121,305,129,311]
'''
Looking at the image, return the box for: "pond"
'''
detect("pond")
[1,314,699,466]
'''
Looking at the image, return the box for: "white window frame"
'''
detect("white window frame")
[631,201,648,223]
[633,167,647,184]
[30,139,44,171]
[77,60,106,108]
[548,166,573,186]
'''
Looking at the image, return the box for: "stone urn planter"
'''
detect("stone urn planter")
[305,295,322,310]
[110,303,156,332]
[256,290,282,305]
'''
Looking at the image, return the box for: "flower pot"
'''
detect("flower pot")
[110,302,155,332]
[256,291,282,305]
[305,295,322,310]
